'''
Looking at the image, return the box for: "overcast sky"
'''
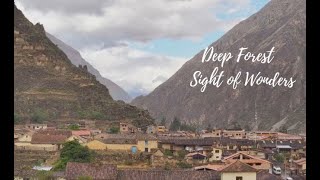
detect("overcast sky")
[15,0,269,98]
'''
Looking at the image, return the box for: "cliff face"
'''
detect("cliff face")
[132,0,306,133]
[14,6,153,129]
[46,33,132,103]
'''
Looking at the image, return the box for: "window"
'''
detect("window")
[215,150,220,153]
[256,163,262,166]
[236,176,243,180]
[216,156,219,159]
[145,148,148,152]
[145,140,148,145]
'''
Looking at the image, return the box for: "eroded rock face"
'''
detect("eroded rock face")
[132,0,306,133]
[14,5,154,129]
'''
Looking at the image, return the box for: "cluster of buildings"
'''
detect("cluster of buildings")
[14,121,306,180]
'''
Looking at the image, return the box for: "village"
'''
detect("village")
[14,120,306,180]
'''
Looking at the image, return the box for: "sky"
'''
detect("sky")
[15,0,270,98]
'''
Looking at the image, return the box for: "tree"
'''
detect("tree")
[230,121,242,129]
[54,140,95,170]
[109,126,119,134]
[14,113,21,124]
[169,117,181,131]
[279,125,288,133]
[274,153,285,163]
[176,161,192,169]
[36,171,54,180]
[244,124,251,131]
[78,176,93,180]
[68,124,80,130]
[160,117,166,126]
[31,108,49,123]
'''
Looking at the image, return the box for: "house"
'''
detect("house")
[212,129,223,137]
[15,130,71,151]
[90,129,102,136]
[210,148,223,161]
[71,130,91,140]
[276,145,292,153]
[146,125,157,134]
[65,162,117,180]
[14,131,35,150]
[256,170,282,180]
[117,169,220,180]
[157,126,168,133]
[120,122,139,134]
[85,140,107,150]
[291,158,306,175]
[90,134,158,153]
[222,152,272,170]
[25,123,47,130]
[159,137,215,154]
[222,129,247,139]
[186,152,207,163]
[220,160,258,180]
[194,164,226,171]
[67,135,87,144]
[29,133,68,151]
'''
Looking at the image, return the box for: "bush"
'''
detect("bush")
[163,149,173,156]
[14,113,21,124]
[68,124,80,130]
[54,140,95,170]
[177,150,188,159]
[124,159,133,165]
[78,176,93,180]
[36,171,54,180]
[31,108,49,123]
[176,161,192,169]
[274,153,285,163]
[109,126,119,134]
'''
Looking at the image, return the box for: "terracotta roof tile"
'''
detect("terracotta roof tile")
[66,162,117,180]
[219,160,258,172]
[31,133,67,144]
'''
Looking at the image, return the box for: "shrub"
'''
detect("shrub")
[68,124,80,130]
[36,171,54,180]
[14,113,21,124]
[54,140,95,170]
[177,150,188,159]
[31,108,49,123]
[109,126,119,134]
[163,149,173,156]
[176,161,192,169]
[78,176,93,180]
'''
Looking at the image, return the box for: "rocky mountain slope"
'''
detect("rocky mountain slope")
[14,5,153,129]
[46,33,132,103]
[132,0,306,133]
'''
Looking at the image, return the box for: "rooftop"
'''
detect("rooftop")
[219,160,258,172]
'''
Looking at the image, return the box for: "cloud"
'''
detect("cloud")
[15,0,266,97]
[16,0,253,49]
[80,45,188,96]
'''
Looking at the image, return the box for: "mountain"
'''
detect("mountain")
[132,0,306,133]
[45,33,132,102]
[14,5,153,130]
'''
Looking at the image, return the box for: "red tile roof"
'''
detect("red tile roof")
[72,130,91,136]
[219,160,258,172]
[31,133,67,144]
[65,162,117,180]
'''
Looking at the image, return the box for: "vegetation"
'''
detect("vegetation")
[77,110,106,120]
[206,123,212,131]
[274,153,288,163]
[54,140,95,170]
[36,171,54,180]
[164,162,171,170]
[78,176,93,180]
[124,159,134,165]
[177,150,188,160]
[163,149,173,156]
[109,126,120,134]
[160,117,166,126]
[169,117,181,131]
[176,161,192,168]
[31,108,49,123]
[68,124,80,130]
[169,117,196,132]
[14,113,21,124]
[279,125,288,133]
